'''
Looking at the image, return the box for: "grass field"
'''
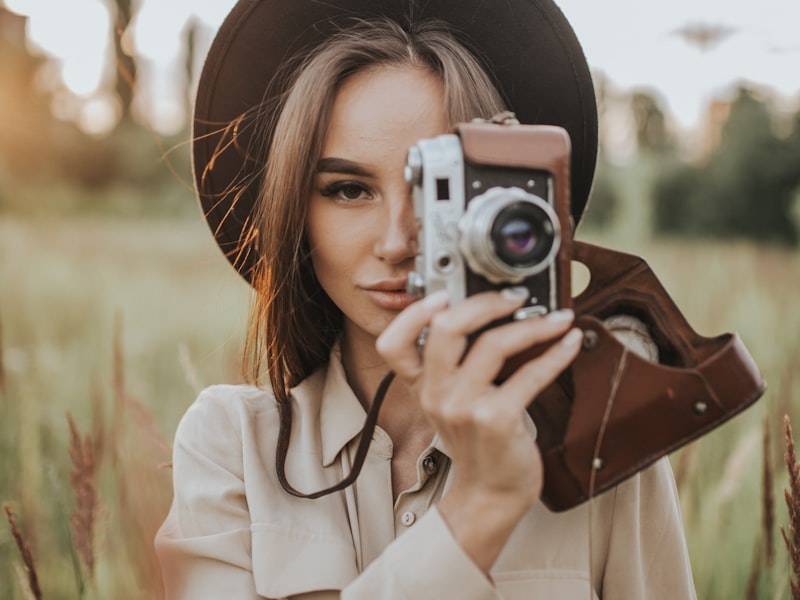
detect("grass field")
[0,212,798,598]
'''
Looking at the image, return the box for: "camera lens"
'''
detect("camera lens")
[492,202,555,267]
[459,186,561,284]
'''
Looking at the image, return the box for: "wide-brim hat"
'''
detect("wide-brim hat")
[194,0,598,281]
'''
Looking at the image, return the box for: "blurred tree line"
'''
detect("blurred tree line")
[1,5,798,246]
[0,4,196,218]
[650,88,800,246]
[585,79,800,247]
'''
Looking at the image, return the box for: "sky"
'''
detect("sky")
[4,0,800,136]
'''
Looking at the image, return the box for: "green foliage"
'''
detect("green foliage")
[0,122,196,219]
[631,90,674,156]
[581,153,620,228]
[0,5,194,219]
[652,87,800,246]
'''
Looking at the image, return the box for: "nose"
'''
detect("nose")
[374,189,418,264]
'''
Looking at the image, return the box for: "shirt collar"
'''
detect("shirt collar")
[309,342,539,467]
[317,342,371,467]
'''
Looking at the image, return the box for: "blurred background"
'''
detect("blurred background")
[0,1,798,598]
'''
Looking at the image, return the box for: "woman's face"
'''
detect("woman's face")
[307,64,448,348]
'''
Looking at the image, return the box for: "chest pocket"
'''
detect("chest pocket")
[251,522,358,599]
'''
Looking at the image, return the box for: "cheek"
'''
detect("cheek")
[307,201,377,258]
[307,204,362,281]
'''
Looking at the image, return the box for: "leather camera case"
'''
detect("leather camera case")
[528,241,766,511]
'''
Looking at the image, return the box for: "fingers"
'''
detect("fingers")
[376,289,450,378]
[457,308,576,384]
[422,287,534,375]
[378,286,579,391]
[498,326,583,411]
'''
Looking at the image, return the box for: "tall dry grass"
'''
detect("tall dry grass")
[764,416,776,568]
[0,216,249,598]
[782,416,800,598]
[66,411,99,584]
[3,321,178,599]
[3,503,41,600]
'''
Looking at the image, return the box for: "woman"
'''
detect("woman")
[156,2,695,598]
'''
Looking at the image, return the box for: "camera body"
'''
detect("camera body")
[405,121,573,321]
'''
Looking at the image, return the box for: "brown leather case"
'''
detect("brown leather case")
[530,241,766,511]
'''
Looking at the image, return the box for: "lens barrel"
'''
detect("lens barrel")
[459,186,560,283]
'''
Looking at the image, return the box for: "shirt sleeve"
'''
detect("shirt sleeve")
[599,315,696,598]
[155,388,260,599]
[601,458,697,599]
[341,507,499,600]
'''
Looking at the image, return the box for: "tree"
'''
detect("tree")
[631,91,673,156]
[652,86,799,246]
[110,0,138,122]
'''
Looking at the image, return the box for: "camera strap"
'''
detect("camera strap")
[275,370,395,499]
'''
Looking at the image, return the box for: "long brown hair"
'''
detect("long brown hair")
[243,18,506,406]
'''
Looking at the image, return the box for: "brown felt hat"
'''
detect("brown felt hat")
[194,0,598,281]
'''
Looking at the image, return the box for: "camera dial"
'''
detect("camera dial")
[459,186,561,284]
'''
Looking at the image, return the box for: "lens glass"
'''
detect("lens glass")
[500,219,536,255]
[491,202,555,267]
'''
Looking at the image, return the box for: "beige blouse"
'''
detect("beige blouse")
[156,324,696,599]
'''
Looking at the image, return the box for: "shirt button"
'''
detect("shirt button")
[422,455,437,475]
[401,511,416,527]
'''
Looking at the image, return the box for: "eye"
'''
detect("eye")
[320,181,372,203]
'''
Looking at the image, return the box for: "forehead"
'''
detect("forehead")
[321,65,449,162]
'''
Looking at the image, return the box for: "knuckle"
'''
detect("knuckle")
[473,403,517,434]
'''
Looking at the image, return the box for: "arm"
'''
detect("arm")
[342,508,499,599]
[155,389,260,599]
[377,288,582,575]
[598,315,696,597]
[601,457,696,599]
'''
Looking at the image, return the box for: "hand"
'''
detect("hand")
[376,287,582,572]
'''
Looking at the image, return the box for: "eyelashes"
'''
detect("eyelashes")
[318,180,373,202]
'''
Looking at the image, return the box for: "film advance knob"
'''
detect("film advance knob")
[406,272,425,297]
[404,146,423,186]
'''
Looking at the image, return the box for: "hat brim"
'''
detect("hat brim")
[194,0,598,280]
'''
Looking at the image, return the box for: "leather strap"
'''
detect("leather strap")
[275,371,395,499]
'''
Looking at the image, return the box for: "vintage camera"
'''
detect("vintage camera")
[405,119,573,321]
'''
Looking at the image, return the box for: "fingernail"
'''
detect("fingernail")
[546,308,574,324]
[423,289,450,309]
[501,286,530,301]
[561,327,583,346]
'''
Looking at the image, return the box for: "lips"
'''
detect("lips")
[364,278,409,292]
[362,279,417,310]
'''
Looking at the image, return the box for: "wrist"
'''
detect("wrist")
[438,487,533,574]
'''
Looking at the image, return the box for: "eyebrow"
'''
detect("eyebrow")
[316,157,374,177]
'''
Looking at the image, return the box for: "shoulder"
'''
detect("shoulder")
[608,456,683,531]
[176,384,276,442]
[169,384,279,478]
[173,368,329,457]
